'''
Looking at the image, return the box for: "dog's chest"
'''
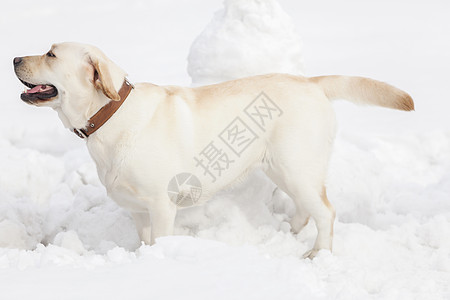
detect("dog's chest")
[86,136,159,210]
[86,137,128,189]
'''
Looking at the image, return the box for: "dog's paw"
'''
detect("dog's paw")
[302,249,319,259]
[289,214,310,234]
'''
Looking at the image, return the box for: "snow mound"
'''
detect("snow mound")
[187,0,304,85]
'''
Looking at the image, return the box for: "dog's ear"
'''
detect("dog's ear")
[88,56,121,101]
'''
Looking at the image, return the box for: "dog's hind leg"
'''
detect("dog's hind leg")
[267,168,335,259]
[300,186,335,259]
[263,99,336,258]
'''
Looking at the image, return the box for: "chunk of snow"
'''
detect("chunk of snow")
[188,0,304,85]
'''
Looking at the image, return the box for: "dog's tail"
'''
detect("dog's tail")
[310,75,414,111]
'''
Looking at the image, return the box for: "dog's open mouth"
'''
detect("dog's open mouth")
[19,79,58,102]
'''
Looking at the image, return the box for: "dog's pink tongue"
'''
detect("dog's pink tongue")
[27,85,51,94]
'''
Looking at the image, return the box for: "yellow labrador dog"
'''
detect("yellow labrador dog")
[14,42,413,258]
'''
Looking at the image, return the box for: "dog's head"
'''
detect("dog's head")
[13,42,127,129]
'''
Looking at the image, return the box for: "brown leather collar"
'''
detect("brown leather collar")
[74,79,133,139]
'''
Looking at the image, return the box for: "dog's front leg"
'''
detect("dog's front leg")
[131,211,152,245]
[147,197,177,245]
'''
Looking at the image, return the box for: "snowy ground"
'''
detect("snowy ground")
[1,0,450,299]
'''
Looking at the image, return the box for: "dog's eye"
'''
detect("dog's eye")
[46,51,56,58]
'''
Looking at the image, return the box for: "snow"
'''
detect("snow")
[1,0,450,299]
[187,0,304,85]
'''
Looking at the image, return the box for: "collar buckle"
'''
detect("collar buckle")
[73,128,88,139]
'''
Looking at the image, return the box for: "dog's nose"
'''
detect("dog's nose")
[13,57,23,67]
